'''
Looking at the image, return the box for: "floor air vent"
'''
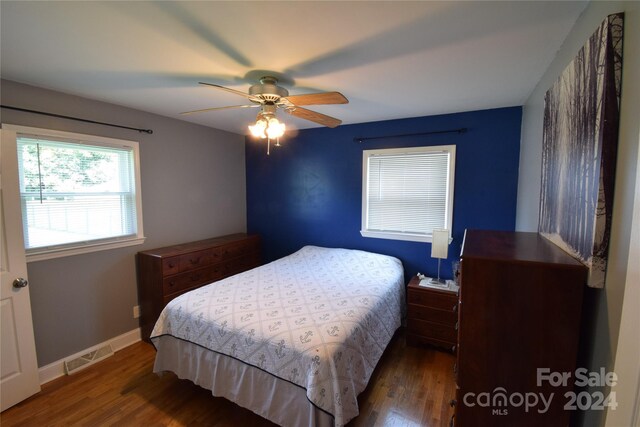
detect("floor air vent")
[64,344,114,375]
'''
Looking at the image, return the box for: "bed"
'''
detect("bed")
[150,245,405,426]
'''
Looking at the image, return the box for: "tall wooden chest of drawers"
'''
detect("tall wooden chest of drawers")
[136,233,261,340]
[453,230,586,427]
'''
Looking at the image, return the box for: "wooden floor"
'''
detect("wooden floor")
[0,330,455,427]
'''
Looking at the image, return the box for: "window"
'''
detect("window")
[9,125,144,261]
[361,145,455,243]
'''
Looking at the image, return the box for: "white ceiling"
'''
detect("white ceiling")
[0,1,587,135]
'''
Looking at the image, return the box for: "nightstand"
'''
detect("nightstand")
[406,275,458,352]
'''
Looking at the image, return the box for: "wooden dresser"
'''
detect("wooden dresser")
[453,230,586,427]
[136,233,261,340]
[406,275,458,352]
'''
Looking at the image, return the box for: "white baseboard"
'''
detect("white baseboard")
[109,328,142,352]
[38,328,141,385]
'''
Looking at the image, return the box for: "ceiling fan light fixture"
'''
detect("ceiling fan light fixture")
[266,117,285,139]
[248,117,267,138]
[249,111,286,154]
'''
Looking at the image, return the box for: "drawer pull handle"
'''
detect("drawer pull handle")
[455,322,458,331]
[169,281,176,287]
[449,399,457,408]
[451,345,456,353]
[453,362,457,374]
[452,304,458,313]
[168,263,175,268]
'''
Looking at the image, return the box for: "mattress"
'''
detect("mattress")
[151,245,405,426]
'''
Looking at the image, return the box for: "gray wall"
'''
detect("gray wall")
[515,2,640,426]
[1,79,247,366]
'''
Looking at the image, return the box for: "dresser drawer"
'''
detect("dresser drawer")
[162,288,195,306]
[225,253,261,275]
[162,256,180,276]
[163,266,220,295]
[408,303,457,325]
[162,250,214,276]
[408,318,457,342]
[178,249,212,273]
[209,261,230,278]
[217,239,258,261]
[408,287,458,311]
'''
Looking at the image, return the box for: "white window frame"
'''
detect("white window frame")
[4,124,145,262]
[361,145,456,243]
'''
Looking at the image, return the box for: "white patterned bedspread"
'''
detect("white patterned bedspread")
[151,245,405,426]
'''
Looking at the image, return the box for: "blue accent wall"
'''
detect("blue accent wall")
[246,106,522,282]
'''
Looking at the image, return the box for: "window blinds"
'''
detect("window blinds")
[16,136,138,250]
[366,151,450,236]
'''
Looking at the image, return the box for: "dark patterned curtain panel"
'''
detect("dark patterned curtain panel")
[538,13,624,288]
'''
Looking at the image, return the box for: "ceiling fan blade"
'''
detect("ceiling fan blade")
[198,82,261,102]
[287,107,342,128]
[283,92,348,106]
[180,104,260,115]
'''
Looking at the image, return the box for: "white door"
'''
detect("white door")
[0,129,40,411]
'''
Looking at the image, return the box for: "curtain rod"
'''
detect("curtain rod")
[1,105,154,134]
[354,127,466,143]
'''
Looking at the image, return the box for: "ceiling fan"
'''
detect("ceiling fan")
[180,76,348,153]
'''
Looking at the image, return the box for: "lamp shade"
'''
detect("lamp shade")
[431,229,449,259]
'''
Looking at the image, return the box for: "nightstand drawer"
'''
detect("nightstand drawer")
[406,332,456,351]
[408,303,457,325]
[408,318,457,342]
[407,287,457,311]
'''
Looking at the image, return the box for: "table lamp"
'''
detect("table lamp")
[429,229,449,286]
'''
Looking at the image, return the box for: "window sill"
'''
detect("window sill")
[361,230,435,243]
[26,236,146,263]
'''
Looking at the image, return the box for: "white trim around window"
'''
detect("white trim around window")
[3,124,146,262]
[361,145,456,243]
